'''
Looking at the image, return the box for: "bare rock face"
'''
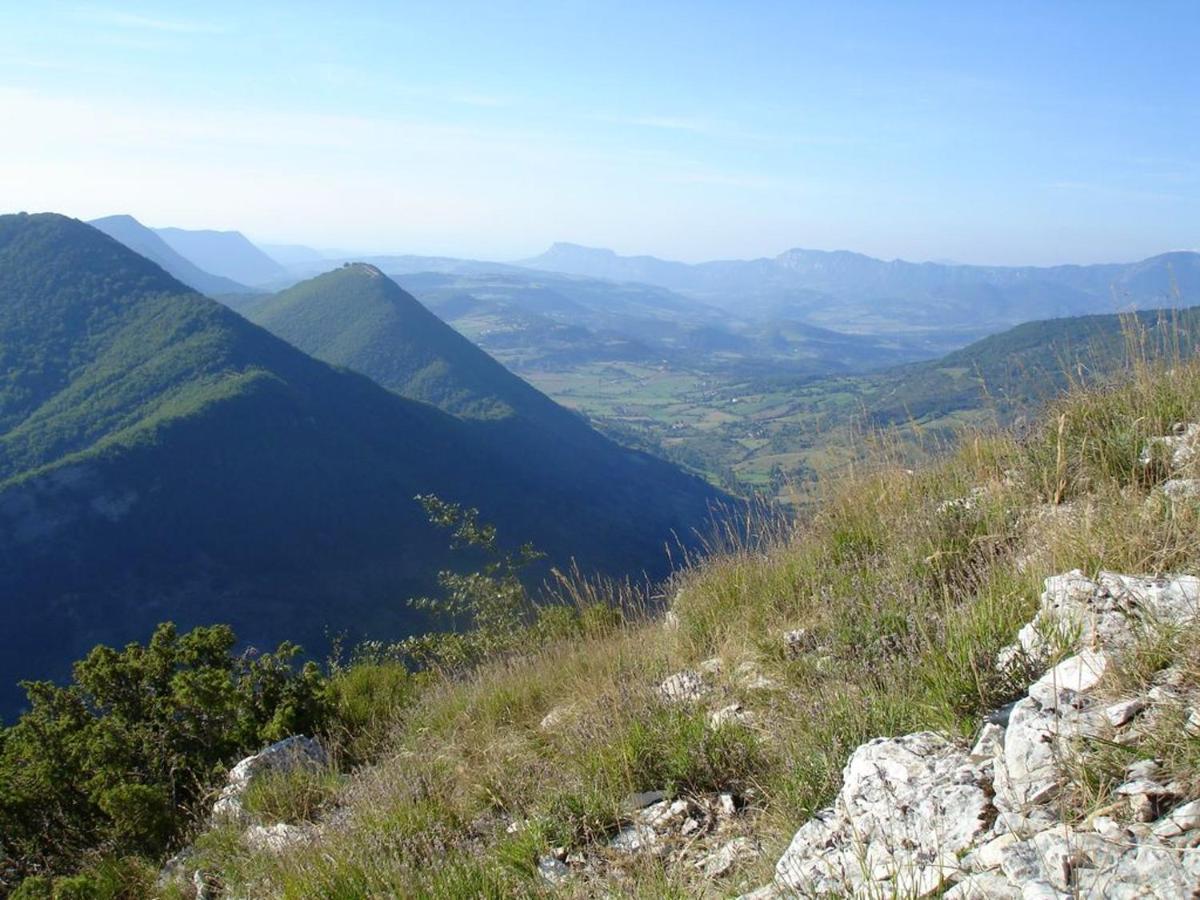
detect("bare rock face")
[774,732,993,898]
[211,735,327,824]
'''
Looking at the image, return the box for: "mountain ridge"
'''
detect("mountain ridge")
[88,214,252,296]
[155,225,289,286]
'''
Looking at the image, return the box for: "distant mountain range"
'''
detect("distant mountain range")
[519,243,1200,338]
[155,226,288,286]
[91,215,1200,374]
[0,214,722,717]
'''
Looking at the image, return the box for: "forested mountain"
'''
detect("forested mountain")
[155,225,289,286]
[88,214,251,297]
[241,264,574,420]
[0,214,722,717]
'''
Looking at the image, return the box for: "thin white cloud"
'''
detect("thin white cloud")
[75,8,224,35]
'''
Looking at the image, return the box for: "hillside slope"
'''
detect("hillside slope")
[0,214,721,716]
[141,345,1200,898]
[89,214,252,296]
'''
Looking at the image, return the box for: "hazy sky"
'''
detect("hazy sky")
[0,1,1196,264]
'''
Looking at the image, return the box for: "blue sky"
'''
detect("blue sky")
[0,1,1196,264]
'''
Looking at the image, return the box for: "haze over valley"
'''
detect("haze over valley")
[3,4,1200,896]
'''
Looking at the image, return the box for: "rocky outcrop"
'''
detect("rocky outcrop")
[774,732,993,897]
[745,569,1200,898]
[211,735,327,825]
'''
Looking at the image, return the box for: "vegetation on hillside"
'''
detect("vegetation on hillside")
[520,306,1200,498]
[0,213,721,717]
[12,332,1185,897]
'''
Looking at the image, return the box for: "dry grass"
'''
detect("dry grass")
[190,347,1200,898]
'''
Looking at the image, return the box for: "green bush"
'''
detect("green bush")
[0,623,329,885]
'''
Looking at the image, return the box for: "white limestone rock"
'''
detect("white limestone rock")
[1162,478,1200,501]
[657,669,710,704]
[697,837,759,878]
[709,702,754,729]
[774,732,991,898]
[243,822,313,854]
[944,871,1022,899]
[1153,799,1200,840]
[211,735,327,824]
[536,854,571,884]
[1140,423,1200,471]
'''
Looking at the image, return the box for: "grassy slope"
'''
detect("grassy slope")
[190,351,1200,897]
[0,215,718,718]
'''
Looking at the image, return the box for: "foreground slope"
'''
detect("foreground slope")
[88,214,252,296]
[0,214,720,715]
[154,344,1200,898]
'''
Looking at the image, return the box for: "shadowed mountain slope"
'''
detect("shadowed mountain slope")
[0,214,722,717]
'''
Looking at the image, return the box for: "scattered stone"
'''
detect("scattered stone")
[1163,478,1200,501]
[609,823,662,854]
[708,703,753,729]
[1114,778,1169,797]
[1104,696,1148,727]
[1126,758,1163,781]
[698,656,724,675]
[716,792,737,819]
[966,831,1020,871]
[1129,793,1158,823]
[732,660,779,691]
[944,871,1022,899]
[539,704,575,731]
[681,816,704,837]
[1186,708,1200,736]
[969,722,1004,762]
[537,855,571,884]
[657,670,709,704]
[1140,423,1200,471]
[1027,649,1107,709]
[637,799,690,830]
[697,837,759,878]
[663,609,680,631]
[751,568,1200,898]
[243,822,312,853]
